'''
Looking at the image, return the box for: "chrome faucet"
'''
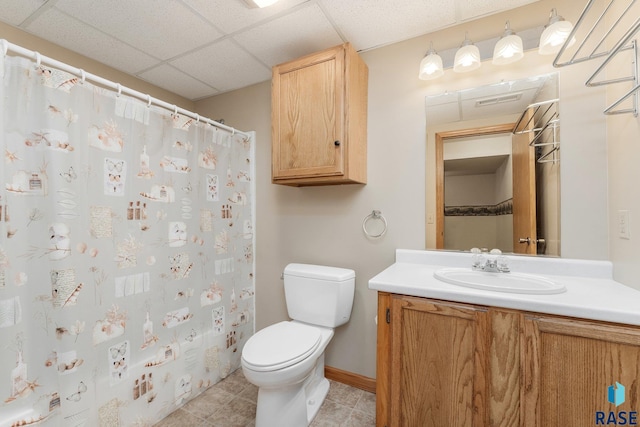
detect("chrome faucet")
[471,248,510,273]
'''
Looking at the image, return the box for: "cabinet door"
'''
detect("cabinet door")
[272,46,345,180]
[523,315,640,426]
[389,295,489,427]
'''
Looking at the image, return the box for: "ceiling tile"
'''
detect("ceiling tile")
[138,64,219,101]
[233,3,343,66]
[171,39,271,93]
[426,91,459,107]
[426,101,460,125]
[0,0,47,26]
[1,0,549,101]
[319,0,457,51]
[458,0,540,22]
[54,0,223,60]
[25,8,159,75]
[183,0,309,34]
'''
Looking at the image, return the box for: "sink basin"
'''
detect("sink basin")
[434,268,566,294]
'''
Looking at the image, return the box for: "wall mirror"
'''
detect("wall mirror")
[426,73,560,256]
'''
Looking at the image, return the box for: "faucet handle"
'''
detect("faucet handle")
[485,248,501,264]
[470,247,484,269]
[497,255,510,272]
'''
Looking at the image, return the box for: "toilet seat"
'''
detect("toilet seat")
[242,321,321,372]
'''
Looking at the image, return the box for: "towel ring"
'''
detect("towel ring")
[362,210,387,238]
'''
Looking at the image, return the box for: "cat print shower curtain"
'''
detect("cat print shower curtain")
[0,54,254,426]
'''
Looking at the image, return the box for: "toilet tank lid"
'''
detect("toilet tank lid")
[284,263,355,281]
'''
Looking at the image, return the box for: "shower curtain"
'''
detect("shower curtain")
[0,54,254,426]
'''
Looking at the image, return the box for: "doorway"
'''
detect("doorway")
[435,123,537,254]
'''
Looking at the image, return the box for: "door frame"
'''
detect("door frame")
[434,123,515,249]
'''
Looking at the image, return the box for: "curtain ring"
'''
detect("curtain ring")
[173,105,178,116]
[195,113,200,123]
[79,69,86,84]
[116,83,122,97]
[362,210,387,238]
[34,51,41,68]
[147,95,152,108]
[1,40,8,57]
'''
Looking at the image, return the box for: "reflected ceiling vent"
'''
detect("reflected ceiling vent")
[475,92,523,107]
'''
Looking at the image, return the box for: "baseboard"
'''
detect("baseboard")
[325,366,376,394]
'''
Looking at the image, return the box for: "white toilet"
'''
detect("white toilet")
[241,263,355,427]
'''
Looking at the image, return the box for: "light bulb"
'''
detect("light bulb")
[539,9,576,55]
[454,35,481,73]
[493,22,524,65]
[419,42,444,80]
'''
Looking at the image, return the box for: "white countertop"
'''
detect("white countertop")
[368,249,640,326]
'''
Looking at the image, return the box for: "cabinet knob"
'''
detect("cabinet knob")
[334,140,341,146]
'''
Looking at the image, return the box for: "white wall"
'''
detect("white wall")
[197,0,613,380]
[444,134,511,160]
[497,215,515,251]
[606,0,640,287]
[445,174,497,206]
[495,155,513,204]
[445,216,498,251]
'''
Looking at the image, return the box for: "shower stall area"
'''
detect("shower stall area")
[0,42,255,426]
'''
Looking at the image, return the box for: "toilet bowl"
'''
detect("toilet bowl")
[241,264,355,427]
[242,321,333,426]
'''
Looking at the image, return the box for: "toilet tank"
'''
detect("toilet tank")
[283,263,355,328]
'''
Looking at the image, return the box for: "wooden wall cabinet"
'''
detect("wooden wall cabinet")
[376,292,640,427]
[271,43,368,186]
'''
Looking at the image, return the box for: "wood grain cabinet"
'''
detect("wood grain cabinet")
[522,314,640,427]
[376,292,640,427]
[271,43,368,186]
[380,294,490,427]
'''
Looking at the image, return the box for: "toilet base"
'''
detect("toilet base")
[306,377,329,424]
[254,355,329,427]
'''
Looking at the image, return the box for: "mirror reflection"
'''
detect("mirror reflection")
[426,74,560,256]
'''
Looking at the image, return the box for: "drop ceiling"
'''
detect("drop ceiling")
[425,73,557,126]
[0,0,538,101]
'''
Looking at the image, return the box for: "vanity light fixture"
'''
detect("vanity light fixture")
[417,22,545,81]
[539,8,576,55]
[418,42,444,80]
[242,0,280,8]
[453,33,481,73]
[493,21,524,65]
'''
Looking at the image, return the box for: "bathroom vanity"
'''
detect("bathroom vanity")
[369,250,640,427]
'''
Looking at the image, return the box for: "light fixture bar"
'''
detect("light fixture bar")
[436,26,544,70]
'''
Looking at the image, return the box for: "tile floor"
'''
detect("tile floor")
[154,368,376,426]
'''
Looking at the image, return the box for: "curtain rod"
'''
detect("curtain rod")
[0,38,250,139]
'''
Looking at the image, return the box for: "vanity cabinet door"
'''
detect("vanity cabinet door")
[522,315,640,426]
[271,43,368,186]
[385,295,489,427]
